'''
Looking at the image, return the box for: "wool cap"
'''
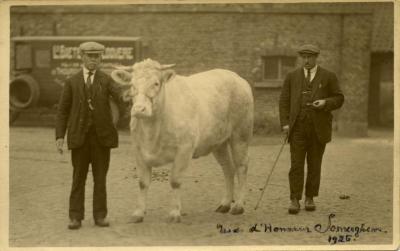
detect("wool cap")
[79,41,105,54]
[297,44,320,55]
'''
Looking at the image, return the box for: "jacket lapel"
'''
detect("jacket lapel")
[92,70,103,99]
[294,68,304,104]
[76,70,86,102]
[311,66,322,99]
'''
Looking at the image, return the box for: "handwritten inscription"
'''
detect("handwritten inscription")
[217,213,387,244]
[249,223,312,233]
[315,213,386,245]
[327,235,353,245]
[216,224,242,234]
[315,213,385,237]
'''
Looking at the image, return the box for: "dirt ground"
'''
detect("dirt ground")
[9,127,394,247]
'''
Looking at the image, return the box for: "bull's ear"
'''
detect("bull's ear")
[161,69,175,84]
[121,89,133,103]
[111,70,132,86]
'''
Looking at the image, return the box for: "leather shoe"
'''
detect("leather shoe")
[305,197,316,211]
[95,218,110,227]
[288,199,300,214]
[68,219,81,230]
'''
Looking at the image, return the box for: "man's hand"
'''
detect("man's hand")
[56,138,64,154]
[282,125,289,134]
[312,99,326,109]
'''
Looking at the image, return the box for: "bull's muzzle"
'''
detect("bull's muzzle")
[132,104,146,117]
[131,93,153,118]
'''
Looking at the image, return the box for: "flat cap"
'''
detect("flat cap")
[297,44,320,55]
[79,41,105,54]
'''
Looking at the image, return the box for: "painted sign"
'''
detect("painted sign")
[12,36,142,106]
[50,44,136,87]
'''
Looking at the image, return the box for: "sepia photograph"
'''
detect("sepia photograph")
[1,0,398,250]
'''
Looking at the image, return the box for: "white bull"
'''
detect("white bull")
[111,59,253,223]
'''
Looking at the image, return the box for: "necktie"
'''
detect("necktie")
[86,71,94,110]
[86,71,93,88]
[306,69,311,88]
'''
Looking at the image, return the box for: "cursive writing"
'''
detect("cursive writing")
[216,213,387,244]
[314,213,386,238]
[216,224,242,234]
[249,223,312,233]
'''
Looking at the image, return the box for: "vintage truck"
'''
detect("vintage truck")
[10,36,143,126]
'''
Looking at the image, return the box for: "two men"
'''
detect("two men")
[55,41,343,229]
[55,41,123,229]
[279,44,344,214]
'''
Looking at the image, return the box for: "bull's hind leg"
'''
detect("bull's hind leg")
[168,146,193,223]
[229,136,250,215]
[131,162,152,223]
[212,141,235,213]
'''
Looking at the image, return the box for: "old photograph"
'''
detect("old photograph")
[2,0,398,250]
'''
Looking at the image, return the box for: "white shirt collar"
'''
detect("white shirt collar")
[303,65,318,75]
[83,67,96,77]
[83,67,96,86]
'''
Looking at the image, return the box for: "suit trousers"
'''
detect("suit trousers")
[289,113,326,200]
[69,126,110,221]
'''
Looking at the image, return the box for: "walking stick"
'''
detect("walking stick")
[254,133,289,210]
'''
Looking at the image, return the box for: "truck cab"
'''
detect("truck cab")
[10,36,142,125]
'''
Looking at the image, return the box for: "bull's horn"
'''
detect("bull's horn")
[113,65,134,72]
[160,64,176,70]
[111,69,133,86]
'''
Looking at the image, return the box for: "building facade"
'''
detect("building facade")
[10,3,394,135]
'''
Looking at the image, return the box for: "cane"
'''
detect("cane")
[254,133,288,210]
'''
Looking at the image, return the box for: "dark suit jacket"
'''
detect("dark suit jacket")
[55,69,123,149]
[279,66,344,144]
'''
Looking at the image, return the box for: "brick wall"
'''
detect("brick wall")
[10,4,374,135]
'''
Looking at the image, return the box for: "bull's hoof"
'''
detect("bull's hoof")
[129,215,144,223]
[167,211,181,223]
[215,205,231,213]
[230,205,244,215]
[167,215,181,223]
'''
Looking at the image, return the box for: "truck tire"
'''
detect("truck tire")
[10,74,40,109]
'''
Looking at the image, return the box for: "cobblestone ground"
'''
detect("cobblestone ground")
[9,127,394,248]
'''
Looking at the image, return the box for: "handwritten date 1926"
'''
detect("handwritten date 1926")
[328,235,355,245]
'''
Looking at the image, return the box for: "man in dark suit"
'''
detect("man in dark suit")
[55,41,123,229]
[279,44,344,214]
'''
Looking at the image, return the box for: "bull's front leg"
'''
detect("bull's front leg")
[168,145,193,223]
[131,153,152,223]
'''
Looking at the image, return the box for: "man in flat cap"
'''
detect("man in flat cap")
[55,41,124,229]
[279,44,344,214]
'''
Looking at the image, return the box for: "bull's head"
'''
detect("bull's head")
[111,59,176,118]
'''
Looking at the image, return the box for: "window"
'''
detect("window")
[262,56,296,81]
[15,44,32,70]
[35,50,51,68]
